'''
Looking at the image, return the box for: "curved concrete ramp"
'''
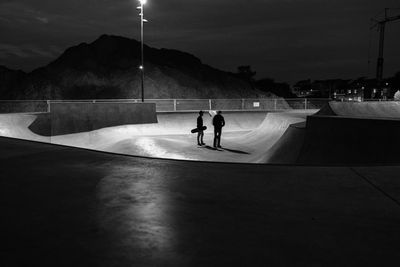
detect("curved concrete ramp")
[263,122,306,163]
[317,101,400,119]
[0,113,49,142]
[0,111,312,164]
[223,112,308,163]
[4,108,400,165]
[49,111,269,149]
[101,112,310,163]
[0,111,266,143]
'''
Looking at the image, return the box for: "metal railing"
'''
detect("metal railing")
[0,98,332,114]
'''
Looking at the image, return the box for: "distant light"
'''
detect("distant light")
[386,82,389,86]
[139,0,147,4]
[139,65,144,70]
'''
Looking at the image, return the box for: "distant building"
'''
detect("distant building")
[293,77,397,101]
[292,79,313,97]
[293,79,349,98]
[334,79,367,101]
[332,78,398,101]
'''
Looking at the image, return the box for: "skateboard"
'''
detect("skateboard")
[191,126,207,133]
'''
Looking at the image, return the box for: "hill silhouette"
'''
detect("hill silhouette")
[0,35,270,100]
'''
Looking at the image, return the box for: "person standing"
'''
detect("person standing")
[197,110,205,146]
[212,110,225,148]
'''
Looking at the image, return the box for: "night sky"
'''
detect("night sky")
[1,0,399,84]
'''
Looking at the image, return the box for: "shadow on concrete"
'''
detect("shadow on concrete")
[222,147,250,155]
[203,145,223,151]
[203,145,249,154]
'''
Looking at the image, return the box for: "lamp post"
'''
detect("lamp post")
[137,0,148,102]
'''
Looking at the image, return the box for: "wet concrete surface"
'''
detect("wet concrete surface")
[1,137,400,266]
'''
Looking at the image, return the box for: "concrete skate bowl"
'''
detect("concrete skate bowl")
[0,108,318,163]
[78,107,400,165]
[2,101,399,165]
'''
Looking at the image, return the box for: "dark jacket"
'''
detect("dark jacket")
[213,114,225,129]
[197,116,203,128]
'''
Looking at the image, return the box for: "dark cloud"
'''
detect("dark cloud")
[0,0,399,83]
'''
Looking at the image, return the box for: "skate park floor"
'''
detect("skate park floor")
[2,105,400,265]
[1,136,400,266]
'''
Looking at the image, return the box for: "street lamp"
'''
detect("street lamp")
[137,0,148,102]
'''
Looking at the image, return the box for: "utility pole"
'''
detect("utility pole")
[371,8,400,98]
[137,0,148,102]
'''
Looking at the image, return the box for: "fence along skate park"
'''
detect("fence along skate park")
[1,98,400,266]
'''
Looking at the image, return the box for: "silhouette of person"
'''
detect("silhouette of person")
[197,110,205,146]
[212,110,225,148]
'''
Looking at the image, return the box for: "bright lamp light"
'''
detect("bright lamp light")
[139,0,147,4]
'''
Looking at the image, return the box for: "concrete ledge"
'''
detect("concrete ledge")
[29,102,157,136]
[298,115,400,164]
[316,101,400,119]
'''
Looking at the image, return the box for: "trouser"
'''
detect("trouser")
[197,131,204,144]
[213,127,222,147]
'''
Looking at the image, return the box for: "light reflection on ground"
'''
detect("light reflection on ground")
[96,164,178,261]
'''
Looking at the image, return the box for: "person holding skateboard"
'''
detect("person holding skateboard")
[212,110,225,148]
[197,110,206,146]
